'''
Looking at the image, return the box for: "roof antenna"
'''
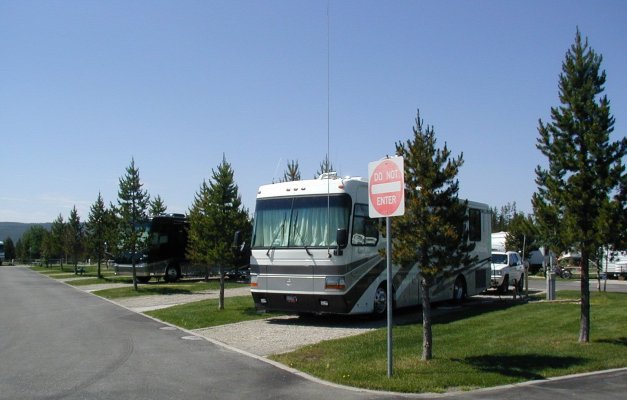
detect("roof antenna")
[271,157,282,183]
[326,0,333,257]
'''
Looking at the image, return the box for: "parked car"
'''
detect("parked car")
[225,265,250,282]
[491,251,525,293]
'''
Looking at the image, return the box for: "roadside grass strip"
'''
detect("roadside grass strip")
[30,265,117,278]
[68,276,133,286]
[145,295,282,329]
[271,291,627,394]
[93,280,248,299]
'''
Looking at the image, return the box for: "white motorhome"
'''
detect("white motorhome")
[246,173,491,315]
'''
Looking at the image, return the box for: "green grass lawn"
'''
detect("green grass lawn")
[271,291,627,393]
[145,295,282,329]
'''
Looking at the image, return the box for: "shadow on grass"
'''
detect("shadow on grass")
[261,297,533,330]
[460,354,588,380]
[431,299,527,325]
[596,337,627,346]
[139,287,193,295]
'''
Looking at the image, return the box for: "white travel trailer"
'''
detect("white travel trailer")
[601,249,627,279]
[246,173,492,315]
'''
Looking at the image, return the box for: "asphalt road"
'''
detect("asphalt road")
[526,275,627,294]
[0,267,397,400]
[1,266,626,400]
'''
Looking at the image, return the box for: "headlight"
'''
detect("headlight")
[492,270,503,276]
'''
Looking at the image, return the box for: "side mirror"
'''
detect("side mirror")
[336,228,348,247]
[334,228,348,256]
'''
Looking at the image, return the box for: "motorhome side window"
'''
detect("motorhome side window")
[468,208,482,242]
[351,204,379,246]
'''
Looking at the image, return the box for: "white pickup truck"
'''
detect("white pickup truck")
[491,251,525,293]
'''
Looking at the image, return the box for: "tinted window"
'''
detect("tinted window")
[351,204,379,246]
[510,253,519,266]
[468,208,482,242]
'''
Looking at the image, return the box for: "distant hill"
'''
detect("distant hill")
[0,222,53,242]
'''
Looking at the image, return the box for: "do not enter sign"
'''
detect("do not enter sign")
[368,156,405,218]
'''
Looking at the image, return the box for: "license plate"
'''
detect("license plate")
[286,295,298,304]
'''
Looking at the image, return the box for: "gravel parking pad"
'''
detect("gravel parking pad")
[193,315,379,356]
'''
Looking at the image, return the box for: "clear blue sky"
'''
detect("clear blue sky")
[1,0,626,223]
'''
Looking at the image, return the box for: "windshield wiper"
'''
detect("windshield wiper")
[293,212,312,256]
[266,213,287,256]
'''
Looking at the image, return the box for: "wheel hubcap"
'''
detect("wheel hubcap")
[374,287,387,314]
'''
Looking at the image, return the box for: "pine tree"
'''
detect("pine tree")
[87,192,108,278]
[117,158,150,291]
[505,213,539,259]
[188,155,251,309]
[149,195,167,216]
[314,155,334,178]
[50,214,66,269]
[281,159,301,182]
[3,237,16,262]
[67,206,84,272]
[392,110,473,361]
[533,30,626,342]
[187,179,213,279]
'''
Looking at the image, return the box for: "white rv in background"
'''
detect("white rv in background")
[491,231,552,273]
[245,173,492,315]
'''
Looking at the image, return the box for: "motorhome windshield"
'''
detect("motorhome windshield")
[252,194,351,249]
[114,217,188,263]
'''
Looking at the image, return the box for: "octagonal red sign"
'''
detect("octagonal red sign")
[368,157,405,218]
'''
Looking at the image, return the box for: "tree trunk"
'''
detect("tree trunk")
[421,278,433,361]
[218,265,225,310]
[132,261,138,291]
[579,248,590,343]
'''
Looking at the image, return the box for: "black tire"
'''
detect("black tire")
[516,274,524,292]
[373,284,387,316]
[498,275,509,294]
[164,265,180,283]
[452,276,467,304]
[562,269,572,279]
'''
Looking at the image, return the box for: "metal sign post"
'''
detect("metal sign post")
[385,216,393,377]
[368,156,404,378]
